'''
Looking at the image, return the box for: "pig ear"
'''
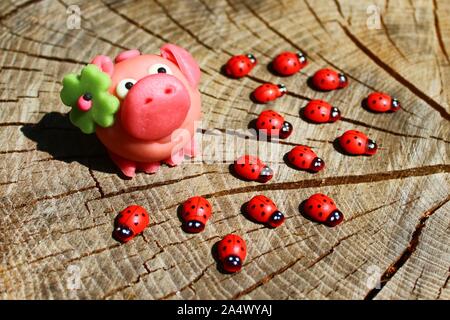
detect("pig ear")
[90,55,114,77]
[160,44,200,88]
[115,49,141,63]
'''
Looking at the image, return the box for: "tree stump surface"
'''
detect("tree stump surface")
[0,0,449,300]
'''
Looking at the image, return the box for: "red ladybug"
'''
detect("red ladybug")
[271,51,307,76]
[233,155,273,182]
[180,196,212,233]
[252,83,287,103]
[302,194,343,227]
[217,234,247,273]
[287,145,325,172]
[338,130,377,156]
[225,54,257,78]
[303,99,341,123]
[366,92,401,113]
[311,68,348,91]
[113,205,150,243]
[255,110,293,139]
[246,195,285,227]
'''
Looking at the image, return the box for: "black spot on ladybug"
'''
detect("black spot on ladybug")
[330,201,334,205]
[203,214,207,219]
[206,203,210,207]
[200,206,204,210]
[260,204,264,207]
[134,221,139,225]
[241,247,245,251]
[372,100,376,104]
[320,79,325,83]
[309,205,313,209]
[252,169,255,173]
[310,110,315,114]
[317,205,321,208]
[323,199,327,203]
[261,211,265,216]
[269,119,272,123]
[300,153,303,157]
[321,114,325,117]
[239,67,243,72]
[127,210,131,213]
[318,212,322,217]
[379,96,383,100]
[251,204,256,209]
[265,84,270,88]
[293,62,297,66]
[346,140,351,144]
[272,126,276,129]
[354,136,358,139]
[142,213,145,217]
[302,160,306,165]
[241,164,245,167]
[191,205,195,209]
[135,214,139,217]
[222,246,226,251]
[237,240,240,243]
[261,121,265,125]
[227,239,232,243]
[303,148,307,151]
[358,142,362,146]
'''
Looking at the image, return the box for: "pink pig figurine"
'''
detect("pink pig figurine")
[69,44,202,177]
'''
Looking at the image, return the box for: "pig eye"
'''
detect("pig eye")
[116,78,137,99]
[148,63,172,75]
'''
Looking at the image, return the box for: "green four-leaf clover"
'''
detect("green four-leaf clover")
[60,64,119,134]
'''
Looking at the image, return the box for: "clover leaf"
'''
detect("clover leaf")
[60,64,119,134]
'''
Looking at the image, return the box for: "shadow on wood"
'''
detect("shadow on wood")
[20,112,116,174]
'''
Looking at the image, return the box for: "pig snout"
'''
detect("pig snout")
[120,74,190,141]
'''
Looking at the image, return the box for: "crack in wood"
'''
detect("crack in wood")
[432,0,450,64]
[202,165,449,200]
[340,24,450,121]
[364,196,450,300]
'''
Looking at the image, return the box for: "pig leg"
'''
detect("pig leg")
[183,137,199,158]
[138,161,161,174]
[108,151,137,178]
[163,148,185,167]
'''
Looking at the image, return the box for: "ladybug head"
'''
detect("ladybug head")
[277,84,287,96]
[310,157,325,172]
[268,210,285,228]
[338,73,348,88]
[114,225,134,242]
[279,121,293,139]
[391,98,401,112]
[296,51,307,64]
[329,107,341,122]
[184,220,205,233]
[365,139,378,155]
[325,210,344,227]
[246,53,257,65]
[223,255,242,273]
[258,165,273,183]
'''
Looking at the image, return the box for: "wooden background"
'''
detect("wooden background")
[0,0,449,300]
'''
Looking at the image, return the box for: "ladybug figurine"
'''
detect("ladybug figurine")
[233,155,273,182]
[311,68,348,91]
[365,92,401,113]
[246,195,285,228]
[113,205,150,243]
[252,83,287,103]
[180,196,212,233]
[217,234,247,273]
[302,194,344,227]
[302,99,341,123]
[224,53,257,78]
[287,145,325,172]
[271,51,307,76]
[338,130,378,156]
[255,110,293,139]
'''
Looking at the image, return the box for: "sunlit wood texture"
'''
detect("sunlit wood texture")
[0,0,449,299]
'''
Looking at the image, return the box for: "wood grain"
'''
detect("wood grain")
[0,0,449,299]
